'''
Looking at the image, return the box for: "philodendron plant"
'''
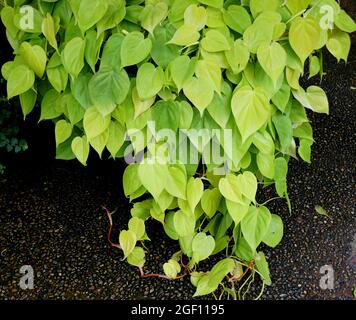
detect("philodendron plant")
[1,0,355,298]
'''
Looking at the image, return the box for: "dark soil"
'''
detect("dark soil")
[0,4,355,301]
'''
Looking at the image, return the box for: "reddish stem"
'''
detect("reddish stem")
[103,206,121,250]
[230,259,254,282]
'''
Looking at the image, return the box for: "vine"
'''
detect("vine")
[1,0,355,298]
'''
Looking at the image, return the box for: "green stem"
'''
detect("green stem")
[259,196,282,207]
[254,281,266,300]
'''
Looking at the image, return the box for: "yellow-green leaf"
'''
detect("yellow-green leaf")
[326,29,351,62]
[289,16,321,64]
[19,42,47,78]
[71,136,90,166]
[232,86,271,142]
[55,120,72,147]
[7,65,35,99]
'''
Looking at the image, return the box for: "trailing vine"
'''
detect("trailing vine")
[1,0,355,298]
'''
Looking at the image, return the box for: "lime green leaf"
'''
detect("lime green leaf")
[83,107,111,139]
[19,89,37,119]
[136,63,164,100]
[226,200,249,225]
[206,7,225,28]
[187,177,204,212]
[178,101,194,129]
[252,131,275,155]
[127,247,145,267]
[89,130,109,158]
[272,114,293,153]
[239,171,257,202]
[183,77,214,115]
[119,230,137,259]
[107,120,126,158]
[100,33,124,71]
[61,37,85,78]
[315,205,330,218]
[151,202,168,223]
[85,30,105,73]
[62,93,84,125]
[286,0,311,15]
[272,81,290,112]
[232,86,271,142]
[128,217,145,240]
[293,86,329,114]
[47,53,68,93]
[192,232,215,263]
[309,56,320,78]
[89,69,130,116]
[286,67,301,90]
[274,157,288,197]
[168,24,200,46]
[201,30,230,52]
[218,174,243,204]
[163,259,181,279]
[152,100,180,131]
[42,13,58,50]
[257,42,286,85]
[140,2,168,34]
[225,39,250,74]
[207,81,232,128]
[184,4,207,31]
[132,87,155,119]
[174,210,196,237]
[289,16,321,64]
[77,0,108,32]
[151,25,180,68]
[335,10,356,33]
[121,32,152,67]
[71,136,90,166]
[138,162,169,199]
[1,7,18,38]
[250,0,280,18]
[193,258,235,297]
[255,252,272,285]
[7,65,35,99]
[201,188,221,218]
[164,212,179,240]
[241,206,272,251]
[293,122,313,140]
[262,214,284,248]
[257,152,275,179]
[243,12,278,53]
[123,164,142,197]
[326,29,351,62]
[298,138,313,163]
[195,59,222,94]
[170,55,196,91]
[97,0,126,36]
[40,89,61,121]
[55,120,72,147]
[223,5,251,34]
[165,166,187,200]
[156,191,174,212]
[131,201,151,220]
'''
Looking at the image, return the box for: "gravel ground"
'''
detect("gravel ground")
[0,10,355,301]
[261,55,356,300]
